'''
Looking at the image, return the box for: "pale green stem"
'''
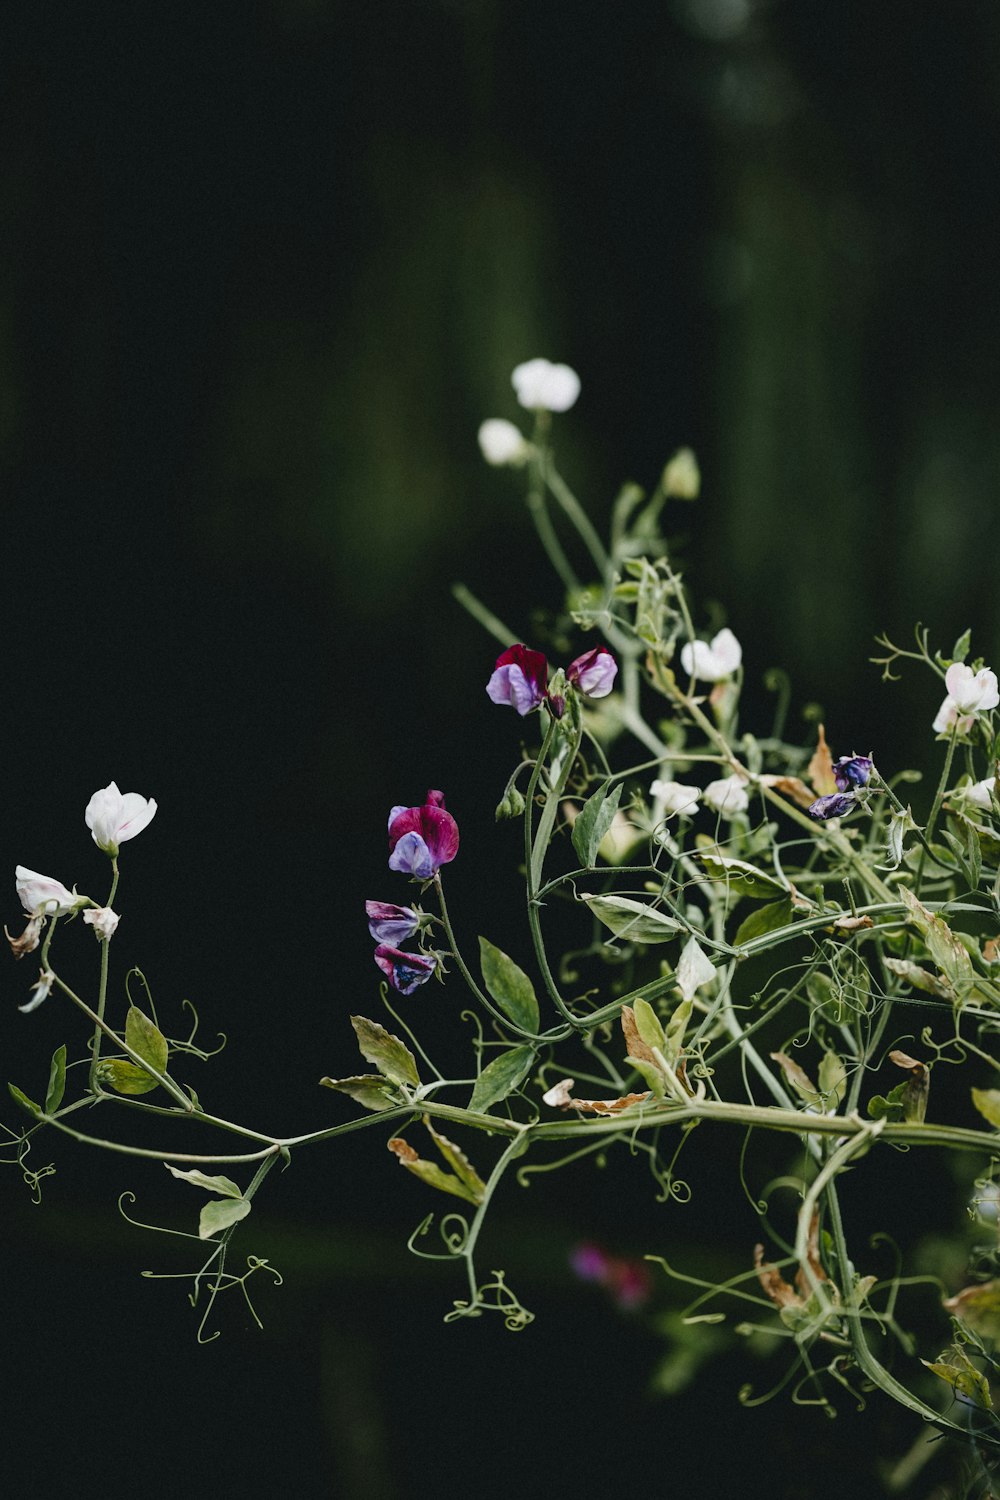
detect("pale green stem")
[88,856,120,1090]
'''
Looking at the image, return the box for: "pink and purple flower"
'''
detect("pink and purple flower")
[388,790,460,879]
[567,647,618,699]
[486,645,550,716]
[365,901,420,945]
[832,755,873,791]
[374,943,437,995]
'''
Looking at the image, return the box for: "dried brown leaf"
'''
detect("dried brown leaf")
[758,774,817,811]
[808,724,837,797]
[621,1004,657,1065]
[830,915,873,933]
[754,1244,801,1308]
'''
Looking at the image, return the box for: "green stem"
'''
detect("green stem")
[433,873,547,1043]
[88,856,119,1090]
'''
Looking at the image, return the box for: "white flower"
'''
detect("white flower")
[20,968,54,1014]
[662,447,700,500]
[83,906,120,942]
[650,780,702,818]
[680,627,742,683]
[511,358,581,413]
[961,778,997,812]
[85,782,157,855]
[477,418,529,467]
[15,865,83,916]
[703,776,749,817]
[676,936,715,1002]
[934,664,1000,735]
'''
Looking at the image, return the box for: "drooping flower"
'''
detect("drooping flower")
[650,780,702,818]
[567,646,618,699]
[477,418,529,467]
[83,907,120,942]
[808,792,857,821]
[832,755,873,791]
[702,776,749,817]
[19,968,55,1014]
[680,628,742,684]
[374,944,437,995]
[365,901,420,945]
[511,358,581,413]
[85,782,157,855]
[388,791,460,879]
[962,779,997,812]
[934,663,1000,735]
[676,936,716,1002]
[486,645,549,716]
[15,866,84,916]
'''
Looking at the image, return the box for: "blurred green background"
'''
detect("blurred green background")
[3,3,1000,1496]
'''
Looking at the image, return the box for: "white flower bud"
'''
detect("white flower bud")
[477,418,529,467]
[511,358,580,413]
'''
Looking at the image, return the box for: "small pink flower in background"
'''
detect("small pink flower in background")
[477,418,529,467]
[567,647,617,699]
[511,358,580,413]
[85,782,157,855]
[680,627,742,684]
[83,907,120,942]
[486,645,549,716]
[15,866,83,916]
[388,791,459,879]
[934,663,999,735]
[570,1241,652,1311]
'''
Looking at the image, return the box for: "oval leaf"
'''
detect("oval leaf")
[125,1005,168,1075]
[582,895,681,944]
[734,898,794,947]
[44,1044,67,1114]
[199,1196,252,1240]
[165,1164,244,1198]
[972,1088,1000,1130]
[7,1082,40,1116]
[319,1074,402,1112]
[97,1059,160,1096]
[350,1015,419,1087]
[572,782,623,869]
[478,938,540,1031]
[699,856,785,901]
[469,1045,536,1113]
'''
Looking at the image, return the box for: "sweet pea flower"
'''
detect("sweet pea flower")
[83,907,120,942]
[833,755,873,791]
[567,647,618,699]
[702,776,749,817]
[85,782,157,855]
[511,358,581,413]
[934,664,1000,735]
[961,779,997,812]
[477,418,529,467]
[365,901,420,945]
[680,628,742,683]
[808,792,857,821]
[374,943,437,995]
[662,447,701,500]
[388,791,460,879]
[486,645,549,716]
[650,780,702,818]
[15,866,84,916]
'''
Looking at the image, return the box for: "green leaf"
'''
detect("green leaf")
[7,1083,41,1116]
[664,996,692,1066]
[350,1015,419,1087]
[632,997,666,1052]
[734,898,794,947]
[945,1280,1000,1340]
[199,1197,252,1241]
[922,1347,993,1410]
[572,782,623,869]
[818,1051,847,1108]
[97,1059,160,1096]
[771,1050,820,1106]
[319,1073,402,1111]
[897,887,974,1003]
[972,1088,1000,1129]
[884,957,953,998]
[628,1057,666,1096]
[44,1045,67,1114]
[699,856,785,901]
[164,1164,244,1198]
[469,1045,536,1113]
[582,894,682,944]
[125,1005,168,1076]
[478,937,540,1032]
[423,1118,487,1199]
[387,1132,485,1206]
[951,628,972,664]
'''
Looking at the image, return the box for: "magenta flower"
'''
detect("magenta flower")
[567,646,618,699]
[833,755,873,792]
[388,790,460,879]
[486,645,549,716]
[366,901,420,945]
[374,943,436,995]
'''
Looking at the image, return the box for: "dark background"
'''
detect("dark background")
[3,4,1000,1496]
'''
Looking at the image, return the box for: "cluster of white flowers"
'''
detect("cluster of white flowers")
[650,773,749,823]
[477,357,581,468]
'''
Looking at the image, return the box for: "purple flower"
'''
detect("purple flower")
[365,901,419,945]
[388,790,460,879]
[374,944,436,995]
[833,755,873,792]
[808,792,857,821]
[486,645,549,716]
[567,646,618,699]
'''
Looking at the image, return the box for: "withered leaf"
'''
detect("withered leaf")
[808,724,837,797]
[621,1004,657,1065]
[758,774,817,811]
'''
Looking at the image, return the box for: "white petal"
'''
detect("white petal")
[676,937,715,1002]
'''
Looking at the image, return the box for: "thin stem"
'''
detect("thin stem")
[88,856,119,1090]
